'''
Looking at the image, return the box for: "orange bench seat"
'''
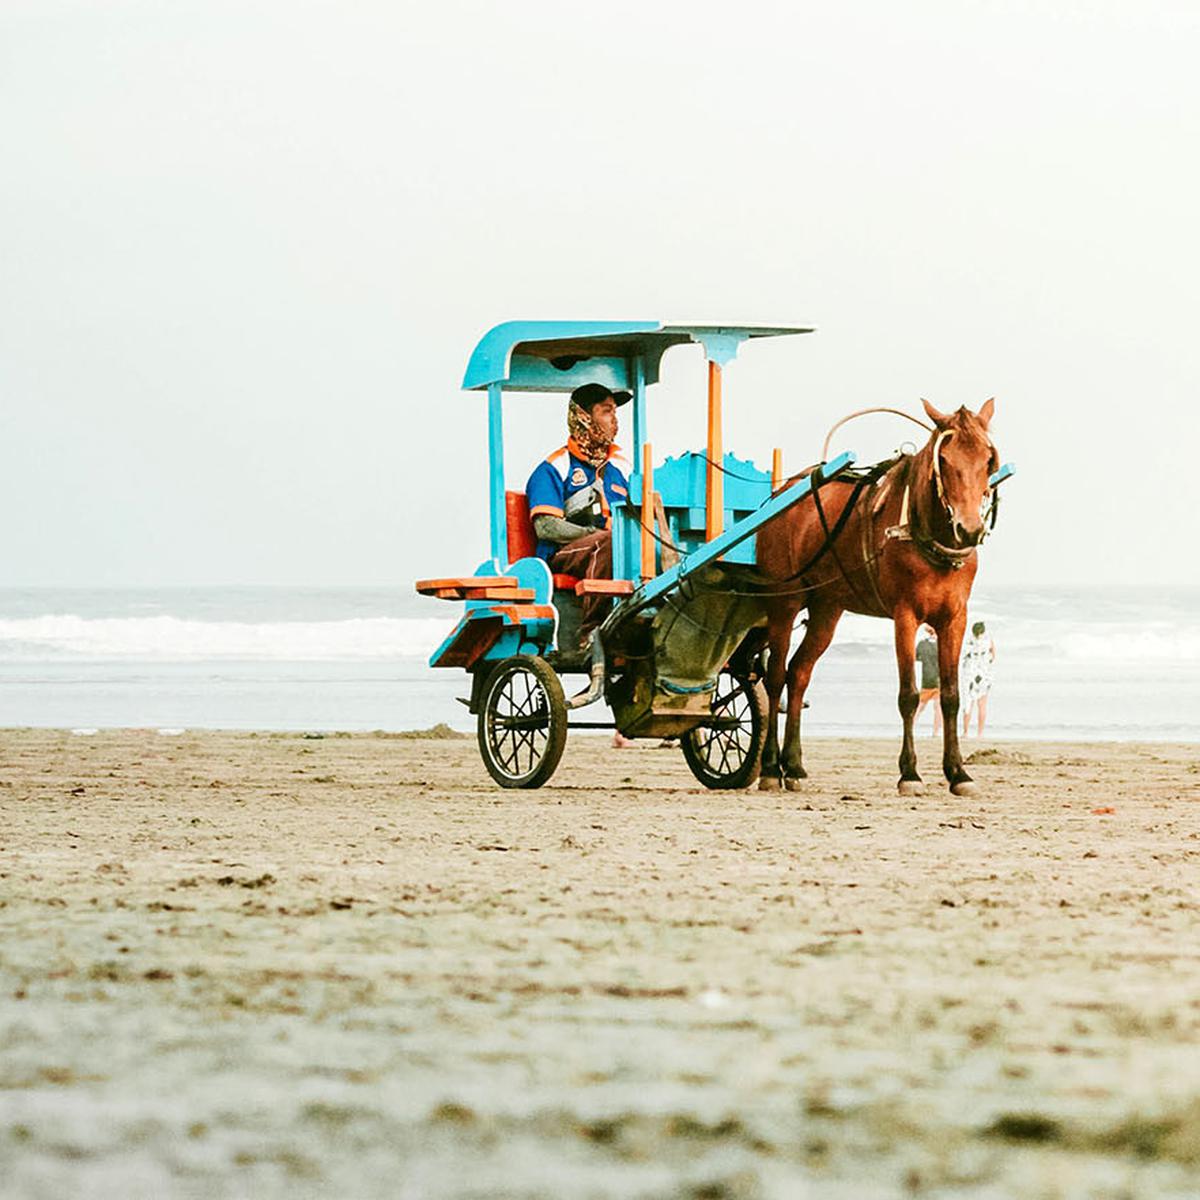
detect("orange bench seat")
[417,576,520,600]
[575,578,634,597]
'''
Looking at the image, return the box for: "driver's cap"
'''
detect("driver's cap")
[570,383,632,411]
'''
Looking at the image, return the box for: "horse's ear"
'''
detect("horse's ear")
[978,397,995,428]
[921,397,950,427]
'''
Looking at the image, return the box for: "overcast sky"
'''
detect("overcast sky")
[2,0,1198,588]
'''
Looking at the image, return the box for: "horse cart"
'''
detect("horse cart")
[414,321,860,789]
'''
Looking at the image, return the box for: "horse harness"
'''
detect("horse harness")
[805,459,894,616]
[801,446,1001,612]
[881,450,976,572]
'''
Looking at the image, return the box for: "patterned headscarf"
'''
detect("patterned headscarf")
[567,400,613,468]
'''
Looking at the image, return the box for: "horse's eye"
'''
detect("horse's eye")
[988,450,999,474]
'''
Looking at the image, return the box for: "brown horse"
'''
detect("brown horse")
[755,398,999,796]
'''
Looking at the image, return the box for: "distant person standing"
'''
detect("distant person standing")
[960,620,997,737]
[914,625,942,735]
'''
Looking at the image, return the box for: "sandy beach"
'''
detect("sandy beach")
[2,729,1200,1199]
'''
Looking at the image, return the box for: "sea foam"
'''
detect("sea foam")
[0,614,454,661]
[2,610,1197,664]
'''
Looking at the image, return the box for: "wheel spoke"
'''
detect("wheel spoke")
[708,733,722,769]
[496,732,515,773]
[703,732,718,767]
[506,727,524,771]
[717,734,732,776]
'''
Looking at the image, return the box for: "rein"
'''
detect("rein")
[821,407,933,462]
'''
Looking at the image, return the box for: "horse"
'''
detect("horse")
[755,398,999,796]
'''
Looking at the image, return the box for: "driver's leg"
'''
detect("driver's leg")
[549,529,612,641]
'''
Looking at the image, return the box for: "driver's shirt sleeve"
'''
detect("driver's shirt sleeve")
[526,458,565,519]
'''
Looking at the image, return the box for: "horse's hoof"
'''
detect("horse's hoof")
[759,775,782,792]
[951,780,978,797]
[784,776,807,792]
[898,779,925,797]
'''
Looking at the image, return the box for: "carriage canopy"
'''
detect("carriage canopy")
[462,321,814,393]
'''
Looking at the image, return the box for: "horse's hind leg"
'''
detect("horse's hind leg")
[893,610,924,795]
[780,604,843,790]
[758,610,794,791]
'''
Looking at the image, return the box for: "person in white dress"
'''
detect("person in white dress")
[960,620,996,737]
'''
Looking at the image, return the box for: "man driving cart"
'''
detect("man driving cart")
[525,383,632,647]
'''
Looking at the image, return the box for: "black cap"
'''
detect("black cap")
[570,383,632,411]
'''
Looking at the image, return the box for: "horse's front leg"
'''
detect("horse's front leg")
[935,615,974,796]
[780,604,842,790]
[893,610,923,795]
[758,611,793,790]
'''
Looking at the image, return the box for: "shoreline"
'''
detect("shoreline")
[6,724,1200,746]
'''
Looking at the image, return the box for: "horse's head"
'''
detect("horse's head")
[920,398,999,547]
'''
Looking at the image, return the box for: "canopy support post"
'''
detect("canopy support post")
[487,382,507,565]
[706,361,723,541]
[641,442,655,582]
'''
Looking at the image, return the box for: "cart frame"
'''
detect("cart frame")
[416,320,853,788]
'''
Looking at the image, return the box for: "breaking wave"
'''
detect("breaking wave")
[1,610,1198,665]
[0,615,454,661]
[805,613,1200,664]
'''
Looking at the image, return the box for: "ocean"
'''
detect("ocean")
[0,586,1197,742]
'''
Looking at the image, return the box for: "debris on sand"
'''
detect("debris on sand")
[387,723,469,740]
[985,1112,1062,1143]
[215,873,276,889]
[984,1102,1200,1164]
[966,748,1035,765]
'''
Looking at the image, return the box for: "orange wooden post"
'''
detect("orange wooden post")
[772,447,783,491]
[641,441,655,581]
[706,361,723,540]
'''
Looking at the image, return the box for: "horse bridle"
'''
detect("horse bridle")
[809,405,1003,584]
[932,428,1001,538]
[823,406,999,553]
[884,428,1000,570]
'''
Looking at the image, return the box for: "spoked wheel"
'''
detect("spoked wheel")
[681,671,767,790]
[477,656,568,789]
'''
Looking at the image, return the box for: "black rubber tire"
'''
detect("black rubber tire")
[681,671,767,790]
[477,656,568,789]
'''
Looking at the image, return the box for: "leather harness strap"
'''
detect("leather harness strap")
[809,467,886,616]
[858,479,892,617]
[773,446,983,606]
[784,464,872,588]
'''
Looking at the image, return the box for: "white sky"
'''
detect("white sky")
[2,0,1198,587]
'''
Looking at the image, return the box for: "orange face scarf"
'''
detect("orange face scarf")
[566,401,613,469]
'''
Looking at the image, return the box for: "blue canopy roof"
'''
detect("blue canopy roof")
[462,320,814,392]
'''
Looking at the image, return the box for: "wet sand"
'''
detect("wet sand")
[2,728,1200,1199]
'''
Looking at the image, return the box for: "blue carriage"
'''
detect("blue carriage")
[415,321,855,788]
